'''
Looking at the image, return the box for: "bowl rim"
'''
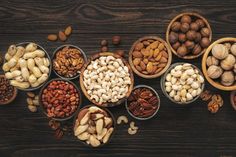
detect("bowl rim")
[38,78,82,121]
[73,104,116,148]
[0,74,18,105]
[3,41,52,91]
[128,36,172,79]
[52,44,88,80]
[230,91,236,111]
[202,37,236,91]
[125,84,160,120]
[166,12,212,59]
[160,62,205,105]
[79,52,134,107]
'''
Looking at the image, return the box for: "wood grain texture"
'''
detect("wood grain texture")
[0,0,236,157]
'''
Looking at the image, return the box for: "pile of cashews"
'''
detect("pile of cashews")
[2,43,50,89]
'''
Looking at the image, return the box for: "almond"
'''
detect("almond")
[65,26,72,36]
[58,31,67,41]
[47,34,57,41]
[134,42,144,51]
[133,58,141,66]
[161,50,168,58]
[146,62,153,74]
[160,57,168,63]
[132,51,143,58]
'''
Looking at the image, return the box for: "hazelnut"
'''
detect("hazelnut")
[195,19,205,28]
[100,39,108,46]
[194,32,202,42]
[200,37,210,48]
[180,15,192,24]
[171,21,181,32]
[178,33,186,43]
[200,27,210,37]
[169,32,178,44]
[180,23,190,33]
[101,46,108,52]
[186,30,196,41]
[177,45,188,56]
[112,36,121,45]
[192,44,202,55]
[172,42,181,50]
[221,71,234,86]
[190,22,199,31]
[185,40,195,50]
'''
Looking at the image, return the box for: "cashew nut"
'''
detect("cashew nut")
[128,128,138,135]
[117,115,128,124]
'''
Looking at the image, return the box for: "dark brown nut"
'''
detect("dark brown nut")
[101,46,108,52]
[190,22,199,31]
[172,41,181,50]
[200,90,212,101]
[194,32,202,42]
[192,44,202,55]
[143,41,150,46]
[195,19,205,28]
[208,99,219,113]
[186,30,196,41]
[180,23,190,33]
[112,36,121,45]
[58,31,67,41]
[171,21,181,31]
[0,76,15,104]
[177,45,188,56]
[135,42,144,51]
[185,40,195,50]
[114,50,125,57]
[169,32,178,44]
[100,40,108,46]
[200,27,210,37]
[178,33,186,43]
[180,15,192,24]
[200,37,210,48]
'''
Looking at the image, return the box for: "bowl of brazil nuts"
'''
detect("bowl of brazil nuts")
[52,44,87,80]
[161,62,205,105]
[129,36,172,79]
[166,12,212,59]
[80,52,134,107]
[39,78,81,121]
[125,85,160,120]
[2,42,52,91]
[73,105,116,148]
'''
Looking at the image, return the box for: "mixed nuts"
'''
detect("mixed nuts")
[74,106,114,147]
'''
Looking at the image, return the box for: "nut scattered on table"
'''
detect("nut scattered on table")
[117,115,128,124]
[83,55,131,105]
[74,106,114,147]
[164,63,204,103]
[128,121,138,135]
[127,87,159,118]
[47,25,72,42]
[206,42,236,86]
[208,94,223,113]
[41,80,80,118]
[3,43,50,89]
[26,92,39,112]
[53,46,85,78]
[0,76,17,105]
[131,38,169,75]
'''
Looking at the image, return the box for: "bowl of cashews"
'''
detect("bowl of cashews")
[2,42,52,91]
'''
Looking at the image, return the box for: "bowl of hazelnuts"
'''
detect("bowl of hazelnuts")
[166,12,212,59]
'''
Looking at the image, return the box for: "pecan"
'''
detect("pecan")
[54,128,64,139]
[140,90,153,99]
[148,96,158,105]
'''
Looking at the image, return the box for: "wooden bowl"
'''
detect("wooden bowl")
[128,36,172,79]
[230,91,236,111]
[166,12,212,59]
[202,37,236,91]
[0,75,18,105]
[79,52,134,107]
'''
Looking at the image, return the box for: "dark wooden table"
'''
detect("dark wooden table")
[0,0,236,157]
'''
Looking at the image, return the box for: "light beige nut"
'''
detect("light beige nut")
[97,128,107,140]
[102,127,114,144]
[96,119,104,135]
[80,112,90,125]
[89,135,101,147]
[27,97,33,105]
[27,92,35,98]
[104,117,112,127]
[128,127,137,135]
[130,121,138,130]
[74,124,89,136]
[28,105,37,112]
[117,115,128,124]
[77,132,90,141]
[32,99,39,106]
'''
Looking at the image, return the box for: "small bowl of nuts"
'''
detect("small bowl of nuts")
[0,75,18,105]
[161,62,205,104]
[39,78,81,121]
[230,91,236,111]
[202,37,236,91]
[52,44,87,80]
[129,36,172,79]
[73,105,115,148]
[125,85,160,120]
[166,12,212,59]
[80,52,134,107]
[2,42,52,91]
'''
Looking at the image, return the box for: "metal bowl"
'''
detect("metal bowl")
[3,42,52,91]
[52,44,87,80]
[125,84,160,120]
[39,78,82,121]
[160,62,205,105]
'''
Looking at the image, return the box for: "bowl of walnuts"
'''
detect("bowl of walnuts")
[166,12,212,59]
[202,37,236,91]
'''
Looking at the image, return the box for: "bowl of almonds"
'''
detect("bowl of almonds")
[73,105,115,148]
[129,36,172,79]
[52,44,87,80]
